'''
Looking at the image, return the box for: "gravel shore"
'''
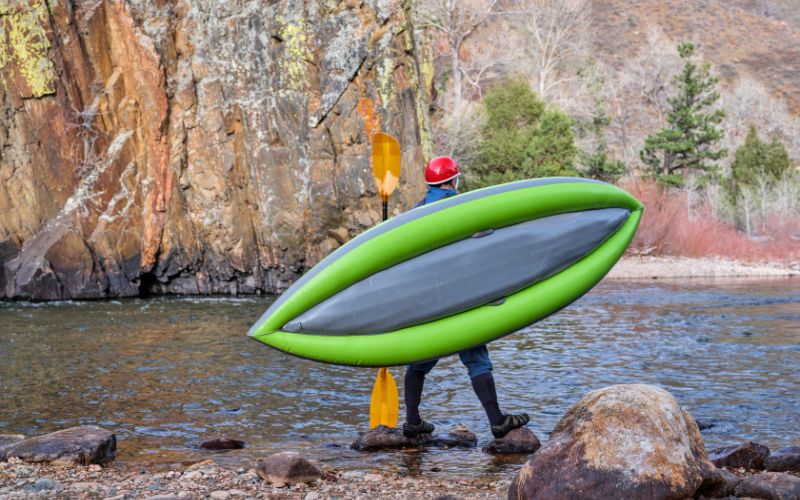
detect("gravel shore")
[607,256,800,279]
[0,458,507,499]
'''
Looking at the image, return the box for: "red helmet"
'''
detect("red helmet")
[424,156,460,185]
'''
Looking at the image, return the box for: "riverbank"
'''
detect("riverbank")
[0,458,507,499]
[607,256,800,279]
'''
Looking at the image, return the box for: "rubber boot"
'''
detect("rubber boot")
[470,372,504,425]
[403,368,435,437]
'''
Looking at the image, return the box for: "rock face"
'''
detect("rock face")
[482,428,541,454]
[766,447,800,473]
[255,452,322,486]
[0,426,116,465]
[0,0,430,300]
[709,441,771,470]
[508,384,714,500]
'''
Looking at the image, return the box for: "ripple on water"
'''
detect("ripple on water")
[0,279,798,476]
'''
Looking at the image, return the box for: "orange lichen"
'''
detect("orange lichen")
[356,97,381,140]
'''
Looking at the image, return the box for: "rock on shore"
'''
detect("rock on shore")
[0,426,115,466]
[509,384,714,500]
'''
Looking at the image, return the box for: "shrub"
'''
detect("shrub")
[467,79,578,189]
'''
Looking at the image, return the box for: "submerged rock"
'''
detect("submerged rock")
[765,446,800,473]
[482,428,541,454]
[0,426,115,466]
[734,471,800,500]
[709,441,770,470]
[432,425,478,449]
[200,438,246,451]
[508,384,713,500]
[351,424,478,451]
[351,425,435,451]
[255,452,321,486]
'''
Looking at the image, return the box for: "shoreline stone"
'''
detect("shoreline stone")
[734,471,800,499]
[482,428,541,454]
[709,441,771,470]
[509,384,714,500]
[766,447,800,473]
[0,426,115,466]
[255,452,322,486]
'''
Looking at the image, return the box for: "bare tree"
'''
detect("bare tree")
[721,76,800,163]
[415,0,498,111]
[459,30,518,100]
[497,0,593,100]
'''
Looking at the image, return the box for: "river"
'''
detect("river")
[1,278,798,477]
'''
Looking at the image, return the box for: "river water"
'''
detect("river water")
[1,279,798,477]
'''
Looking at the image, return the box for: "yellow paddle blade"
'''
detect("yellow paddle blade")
[369,367,399,429]
[371,132,401,202]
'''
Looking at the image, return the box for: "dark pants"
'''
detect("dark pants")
[406,344,493,378]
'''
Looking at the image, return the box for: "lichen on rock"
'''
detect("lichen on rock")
[0,0,57,97]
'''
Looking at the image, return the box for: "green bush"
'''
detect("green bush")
[467,79,578,189]
[730,126,791,196]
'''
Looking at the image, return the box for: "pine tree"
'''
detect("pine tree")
[640,43,726,187]
[580,102,626,182]
[470,79,578,188]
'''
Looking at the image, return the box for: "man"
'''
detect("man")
[402,156,530,439]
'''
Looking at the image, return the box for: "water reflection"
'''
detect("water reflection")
[0,279,798,477]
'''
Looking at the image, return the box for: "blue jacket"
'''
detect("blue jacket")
[415,186,457,208]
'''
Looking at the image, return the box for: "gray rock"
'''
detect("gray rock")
[710,441,771,470]
[734,471,800,500]
[482,428,541,454]
[508,384,713,500]
[351,425,435,451]
[0,426,116,465]
[766,447,800,473]
[200,438,246,451]
[256,452,322,486]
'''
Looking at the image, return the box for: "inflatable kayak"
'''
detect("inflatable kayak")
[248,178,642,366]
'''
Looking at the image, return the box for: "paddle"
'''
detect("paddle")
[368,132,401,429]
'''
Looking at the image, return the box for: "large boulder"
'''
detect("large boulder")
[509,384,714,500]
[709,441,770,470]
[0,426,115,466]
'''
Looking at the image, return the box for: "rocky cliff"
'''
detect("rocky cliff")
[0,0,431,299]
